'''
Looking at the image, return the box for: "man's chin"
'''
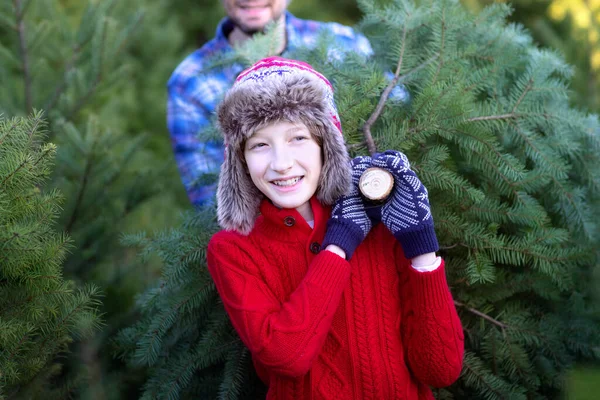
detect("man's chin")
[238,26,264,35]
[232,13,285,36]
[232,19,268,35]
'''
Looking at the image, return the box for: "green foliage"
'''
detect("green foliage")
[0,0,143,121]
[462,0,600,114]
[0,1,170,397]
[0,113,102,399]
[350,0,600,397]
[118,0,600,399]
[114,208,266,399]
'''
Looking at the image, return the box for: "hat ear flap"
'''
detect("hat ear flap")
[316,122,352,205]
[216,146,263,235]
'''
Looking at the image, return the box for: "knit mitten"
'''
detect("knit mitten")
[371,150,439,258]
[322,156,373,259]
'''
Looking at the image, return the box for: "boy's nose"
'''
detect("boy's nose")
[270,148,294,172]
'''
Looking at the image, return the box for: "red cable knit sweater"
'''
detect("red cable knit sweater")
[207,196,464,399]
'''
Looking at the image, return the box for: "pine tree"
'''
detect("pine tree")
[463,0,600,114]
[116,0,600,398]
[0,112,102,400]
[0,1,167,397]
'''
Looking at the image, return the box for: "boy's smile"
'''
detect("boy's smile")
[244,121,322,222]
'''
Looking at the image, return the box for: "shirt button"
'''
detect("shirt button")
[310,242,321,254]
[283,216,295,227]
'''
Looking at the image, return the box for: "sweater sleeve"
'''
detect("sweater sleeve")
[207,234,351,378]
[395,244,464,388]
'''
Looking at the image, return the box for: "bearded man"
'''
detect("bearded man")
[167,0,374,206]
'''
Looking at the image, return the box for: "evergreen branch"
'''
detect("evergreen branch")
[478,243,571,263]
[491,331,498,375]
[432,8,446,86]
[0,118,21,147]
[66,65,104,121]
[512,78,533,114]
[454,301,508,329]
[508,120,566,175]
[65,145,94,233]
[467,113,516,122]
[43,45,84,115]
[2,327,32,367]
[407,71,458,130]
[466,80,533,123]
[467,205,543,226]
[0,232,20,250]
[138,285,211,365]
[64,74,100,121]
[65,12,111,121]
[0,287,68,316]
[362,14,409,155]
[0,146,53,188]
[0,198,59,262]
[505,324,561,362]
[449,126,528,204]
[34,294,98,355]
[25,112,42,140]
[549,175,593,239]
[505,338,531,384]
[26,274,60,282]
[164,340,239,400]
[463,360,505,398]
[13,0,33,113]
[30,144,52,168]
[439,242,464,250]
[397,54,438,84]
[65,12,143,120]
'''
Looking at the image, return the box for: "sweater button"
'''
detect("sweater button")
[283,216,295,227]
[310,242,321,254]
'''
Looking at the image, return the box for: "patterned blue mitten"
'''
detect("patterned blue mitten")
[322,156,373,259]
[372,150,439,259]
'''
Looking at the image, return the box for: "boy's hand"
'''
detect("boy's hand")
[371,150,439,259]
[322,156,373,260]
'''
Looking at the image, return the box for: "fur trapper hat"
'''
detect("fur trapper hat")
[216,57,352,235]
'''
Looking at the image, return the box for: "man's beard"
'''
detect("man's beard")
[235,24,262,35]
[231,11,285,36]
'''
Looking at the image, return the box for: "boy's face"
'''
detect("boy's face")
[244,121,322,217]
[221,0,287,34]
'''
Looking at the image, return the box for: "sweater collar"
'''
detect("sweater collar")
[257,196,331,241]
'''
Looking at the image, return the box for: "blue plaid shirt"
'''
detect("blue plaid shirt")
[167,12,375,206]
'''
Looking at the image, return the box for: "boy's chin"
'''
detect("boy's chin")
[270,199,308,210]
[269,193,313,211]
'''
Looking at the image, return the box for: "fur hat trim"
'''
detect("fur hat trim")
[216,57,351,235]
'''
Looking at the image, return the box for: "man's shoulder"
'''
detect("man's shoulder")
[292,15,363,39]
[291,15,372,55]
[168,38,230,88]
[321,20,362,40]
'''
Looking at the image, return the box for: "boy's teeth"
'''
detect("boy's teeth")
[273,177,301,186]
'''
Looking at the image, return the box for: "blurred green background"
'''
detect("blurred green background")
[2,0,599,398]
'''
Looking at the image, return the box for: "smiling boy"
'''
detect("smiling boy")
[207,57,464,399]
